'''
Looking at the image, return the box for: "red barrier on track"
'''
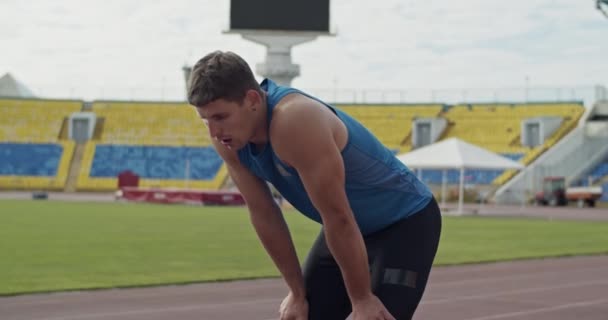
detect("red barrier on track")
[118,187,245,206]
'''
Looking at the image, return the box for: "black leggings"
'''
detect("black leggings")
[302,198,442,320]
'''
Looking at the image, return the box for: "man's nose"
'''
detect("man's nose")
[208,123,221,139]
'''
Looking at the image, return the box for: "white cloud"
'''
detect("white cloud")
[0,0,606,102]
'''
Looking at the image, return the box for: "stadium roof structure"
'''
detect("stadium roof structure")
[0,73,36,98]
[396,137,524,214]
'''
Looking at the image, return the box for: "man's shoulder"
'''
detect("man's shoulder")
[271,98,329,146]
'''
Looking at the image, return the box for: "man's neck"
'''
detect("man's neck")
[249,92,269,146]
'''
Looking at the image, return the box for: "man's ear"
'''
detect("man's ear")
[245,89,262,110]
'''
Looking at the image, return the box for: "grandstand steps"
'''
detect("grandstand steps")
[508,135,520,147]
[437,121,455,141]
[64,142,86,192]
[58,118,69,140]
[400,131,412,147]
[92,118,105,140]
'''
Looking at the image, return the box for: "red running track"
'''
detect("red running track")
[1,255,607,320]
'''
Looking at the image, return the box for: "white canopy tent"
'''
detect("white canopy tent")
[396,137,524,214]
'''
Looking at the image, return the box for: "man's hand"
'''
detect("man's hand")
[351,294,395,320]
[279,291,308,320]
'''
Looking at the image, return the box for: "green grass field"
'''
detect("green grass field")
[1,199,608,296]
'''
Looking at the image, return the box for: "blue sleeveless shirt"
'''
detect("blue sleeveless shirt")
[237,79,433,235]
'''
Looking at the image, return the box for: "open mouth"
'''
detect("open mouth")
[220,138,233,146]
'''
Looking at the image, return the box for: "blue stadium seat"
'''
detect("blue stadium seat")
[89,145,223,180]
[0,143,62,176]
[590,162,608,181]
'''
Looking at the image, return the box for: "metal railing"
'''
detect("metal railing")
[27,84,605,108]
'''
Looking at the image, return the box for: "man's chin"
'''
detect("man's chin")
[230,141,246,151]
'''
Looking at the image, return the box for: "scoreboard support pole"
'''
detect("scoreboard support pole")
[237,31,320,87]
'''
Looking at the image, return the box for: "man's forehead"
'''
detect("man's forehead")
[195,101,232,118]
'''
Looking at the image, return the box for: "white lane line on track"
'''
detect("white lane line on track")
[430,257,608,277]
[29,298,278,320]
[431,266,607,287]
[422,280,608,305]
[5,265,605,308]
[465,297,608,320]
[0,282,285,307]
[36,281,607,320]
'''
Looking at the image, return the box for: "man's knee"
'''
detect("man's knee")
[375,283,420,320]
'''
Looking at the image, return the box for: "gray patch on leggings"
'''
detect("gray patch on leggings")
[382,268,417,288]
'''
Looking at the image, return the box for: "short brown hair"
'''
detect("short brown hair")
[187,51,261,107]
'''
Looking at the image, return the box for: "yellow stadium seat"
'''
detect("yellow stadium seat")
[0,99,81,142]
[335,104,444,149]
[91,102,211,146]
[440,103,584,185]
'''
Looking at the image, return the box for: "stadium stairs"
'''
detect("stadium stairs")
[494,101,608,204]
[1,98,596,195]
[0,98,82,191]
[64,143,86,192]
[75,101,227,192]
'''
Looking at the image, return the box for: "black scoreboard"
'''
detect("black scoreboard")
[230,0,330,32]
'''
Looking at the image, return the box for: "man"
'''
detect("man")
[187,51,442,320]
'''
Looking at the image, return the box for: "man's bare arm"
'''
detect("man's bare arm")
[271,99,373,303]
[212,139,306,299]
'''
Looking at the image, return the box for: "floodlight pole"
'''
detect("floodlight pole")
[182,65,192,99]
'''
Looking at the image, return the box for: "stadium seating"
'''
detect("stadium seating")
[0,98,81,142]
[336,104,444,153]
[442,103,583,153]
[427,102,584,185]
[0,141,75,190]
[0,99,80,190]
[573,157,608,187]
[442,104,521,153]
[434,103,585,185]
[491,103,584,185]
[1,97,587,190]
[589,161,608,182]
[91,102,210,146]
[76,102,227,191]
[417,153,524,185]
[79,103,444,190]
[77,143,226,190]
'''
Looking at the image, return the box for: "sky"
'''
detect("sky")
[1,0,607,103]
